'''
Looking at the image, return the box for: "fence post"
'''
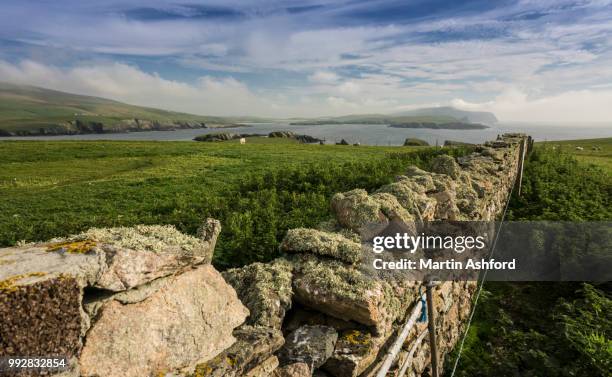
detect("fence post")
[516,138,526,196]
[426,281,439,377]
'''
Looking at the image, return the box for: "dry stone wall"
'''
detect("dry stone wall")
[222,133,530,377]
[0,134,530,377]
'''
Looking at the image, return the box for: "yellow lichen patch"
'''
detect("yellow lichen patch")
[47,240,97,254]
[190,352,239,377]
[0,272,46,292]
[192,353,225,377]
[192,362,213,377]
[342,329,372,346]
[225,356,237,367]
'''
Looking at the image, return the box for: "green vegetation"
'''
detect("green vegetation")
[0,137,467,268]
[0,82,236,135]
[541,137,612,173]
[447,139,611,377]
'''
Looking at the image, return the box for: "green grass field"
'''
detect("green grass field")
[1,137,453,267]
[539,137,612,173]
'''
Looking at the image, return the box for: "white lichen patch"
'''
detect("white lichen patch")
[281,228,363,264]
[222,258,293,328]
[431,155,461,179]
[371,192,415,224]
[331,189,384,231]
[66,225,203,253]
[294,255,375,301]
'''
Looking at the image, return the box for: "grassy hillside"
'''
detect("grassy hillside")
[392,106,498,125]
[0,82,231,135]
[0,137,467,267]
[539,137,612,173]
[289,113,461,125]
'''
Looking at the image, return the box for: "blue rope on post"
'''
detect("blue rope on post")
[418,287,427,322]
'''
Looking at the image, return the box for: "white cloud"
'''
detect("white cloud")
[0,59,421,117]
[452,88,612,122]
[308,70,339,84]
[3,57,612,122]
[0,59,273,116]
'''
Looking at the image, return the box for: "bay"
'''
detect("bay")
[1,122,610,145]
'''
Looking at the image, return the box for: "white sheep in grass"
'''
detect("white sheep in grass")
[239,138,246,144]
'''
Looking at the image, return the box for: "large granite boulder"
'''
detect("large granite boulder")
[79,265,248,377]
[222,258,293,329]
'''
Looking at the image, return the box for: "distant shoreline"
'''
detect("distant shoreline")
[0,122,249,137]
[289,120,489,130]
[388,122,489,130]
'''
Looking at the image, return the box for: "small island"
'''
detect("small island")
[289,113,491,129]
[389,122,488,130]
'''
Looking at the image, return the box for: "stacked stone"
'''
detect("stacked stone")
[0,219,251,377]
[222,134,527,377]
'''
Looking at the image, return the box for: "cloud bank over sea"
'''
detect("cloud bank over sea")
[1,0,611,121]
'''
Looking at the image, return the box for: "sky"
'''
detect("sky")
[0,0,611,122]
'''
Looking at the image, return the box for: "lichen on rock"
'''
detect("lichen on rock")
[190,326,284,377]
[431,154,461,179]
[222,258,293,329]
[371,192,415,225]
[67,224,206,254]
[280,228,363,264]
[331,189,385,231]
[278,325,338,369]
[292,255,374,302]
[47,240,97,254]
